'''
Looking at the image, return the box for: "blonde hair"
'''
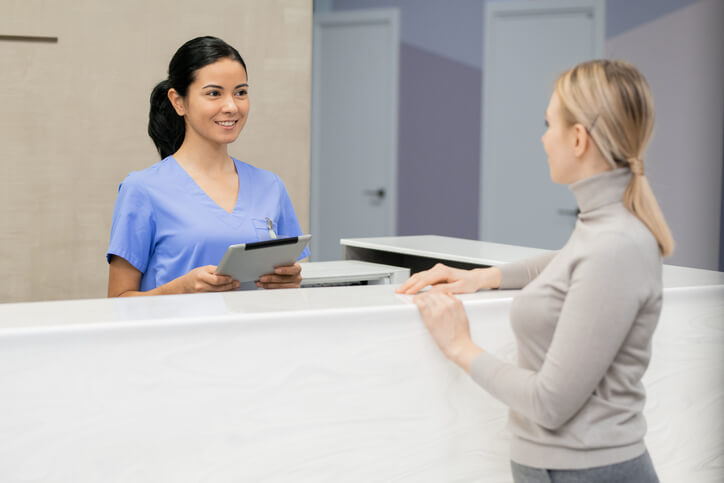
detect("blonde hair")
[555,59,675,256]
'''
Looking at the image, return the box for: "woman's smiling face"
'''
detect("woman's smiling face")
[170,57,250,148]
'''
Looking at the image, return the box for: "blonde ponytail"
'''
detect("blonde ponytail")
[555,60,675,256]
[623,166,675,256]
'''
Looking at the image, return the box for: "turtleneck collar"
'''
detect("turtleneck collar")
[569,167,632,215]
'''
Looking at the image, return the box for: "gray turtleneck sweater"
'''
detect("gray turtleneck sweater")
[470,168,663,470]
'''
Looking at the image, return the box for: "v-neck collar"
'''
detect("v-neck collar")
[169,156,242,216]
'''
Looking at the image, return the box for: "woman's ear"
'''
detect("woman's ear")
[167,88,185,116]
[572,123,589,158]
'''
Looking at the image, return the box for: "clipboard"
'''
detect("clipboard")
[215,234,311,283]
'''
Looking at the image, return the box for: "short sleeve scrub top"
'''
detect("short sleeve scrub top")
[107,157,309,291]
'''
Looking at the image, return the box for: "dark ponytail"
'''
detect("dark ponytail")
[148,80,185,159]
[147,36,247,159]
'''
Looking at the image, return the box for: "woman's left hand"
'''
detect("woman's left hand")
[257,263,302,289]
[413,292,484,372]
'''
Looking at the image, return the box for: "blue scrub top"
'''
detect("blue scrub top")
[107,156,309,291]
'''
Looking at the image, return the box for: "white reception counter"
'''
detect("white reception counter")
[0,240,722,482]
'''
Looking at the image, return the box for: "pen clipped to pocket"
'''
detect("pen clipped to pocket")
[252,217,277,241]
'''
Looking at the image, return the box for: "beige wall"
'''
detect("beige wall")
[0,0,313,302]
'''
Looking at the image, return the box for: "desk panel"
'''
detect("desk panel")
[0,285,721,482]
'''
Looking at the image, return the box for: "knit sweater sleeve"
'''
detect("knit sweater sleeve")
[470,233,650,430]
[497,251,557,289]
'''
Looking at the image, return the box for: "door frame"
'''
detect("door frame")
[479,0,605,242]
[310,8,400,258]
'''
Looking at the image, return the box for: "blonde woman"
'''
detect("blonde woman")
[397,60,673,482]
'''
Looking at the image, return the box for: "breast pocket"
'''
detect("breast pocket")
[252,217,277,241]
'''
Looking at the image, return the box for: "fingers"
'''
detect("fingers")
[412,292,435,328]
[413,292,479,369]
[197,266,239,292]
[396,274,428,294]
[208,280,241,292]
[414,290,453,314]
[198,265,230,283]
[396,271,429,294]
[414,292,464,321]
[271,263,302,276]
[257,263,302,287]
[414,292,469,341]
[256,281,301,290]
[256,273,302,289]
[396,264,452,294]
[204,272,235,287]
[257,273,302,284]
[414,291,439,317]
[427,281,462,294]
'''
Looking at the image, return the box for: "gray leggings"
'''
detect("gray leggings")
[511,450,659,483]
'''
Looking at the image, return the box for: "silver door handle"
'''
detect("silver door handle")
[363,188,386,200]
[557,208,580,217]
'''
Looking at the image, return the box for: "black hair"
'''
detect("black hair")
[148,36,247,159]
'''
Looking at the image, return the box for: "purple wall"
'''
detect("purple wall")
[331,0,483,238]
[606,0,701,37]
[331,0,483,69]
[397,43,481,238]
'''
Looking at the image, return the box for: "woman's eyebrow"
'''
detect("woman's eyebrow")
[201,83,248,89]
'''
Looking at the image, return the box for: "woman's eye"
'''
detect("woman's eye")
[544,119,550,128]
[206,90,220,97]
[235,89,248,97]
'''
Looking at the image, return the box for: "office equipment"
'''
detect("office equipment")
[216,234,311,282]
[300,260,409,287]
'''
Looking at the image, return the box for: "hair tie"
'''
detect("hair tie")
[628,157,644,176]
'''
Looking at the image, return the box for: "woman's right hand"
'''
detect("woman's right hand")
[395,263,501,295]
[179,265,240,293]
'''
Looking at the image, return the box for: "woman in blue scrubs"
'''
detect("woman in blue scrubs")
[107,36,309,296]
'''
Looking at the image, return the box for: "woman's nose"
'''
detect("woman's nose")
[222,95,238,112]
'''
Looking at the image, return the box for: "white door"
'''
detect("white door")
[480,0,605,249]
[311,9,399,261]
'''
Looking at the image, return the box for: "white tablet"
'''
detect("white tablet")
[216,234,311,283]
